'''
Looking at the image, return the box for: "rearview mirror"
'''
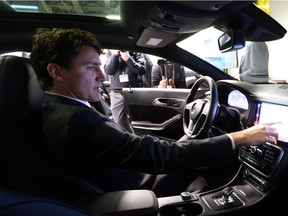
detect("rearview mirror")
[218,29,246,52]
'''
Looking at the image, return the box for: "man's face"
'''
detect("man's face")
[61,45,106,102]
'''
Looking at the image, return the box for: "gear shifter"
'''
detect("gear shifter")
[222,186,234,203]
[202,186,242,210]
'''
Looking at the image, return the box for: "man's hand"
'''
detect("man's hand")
[111,49,120,56]
[158,78,176,88]
[120,51,130,61]
[231,122,279,148]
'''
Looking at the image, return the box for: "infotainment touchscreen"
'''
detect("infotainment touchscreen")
[255,102,288,142]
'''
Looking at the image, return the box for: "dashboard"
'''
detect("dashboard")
[227,89,288,143]
[227,89,249,110]
[217,80,288,137]
[256,102,288,143]
[216,80,288,192]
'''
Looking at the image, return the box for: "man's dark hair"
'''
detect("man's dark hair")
[30,28,101,90]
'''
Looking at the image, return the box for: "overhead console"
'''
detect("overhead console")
[139,2,219,34]
[136,1,286,48]
[137,1,236,48]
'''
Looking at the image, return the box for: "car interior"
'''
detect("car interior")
[0,0,288,215]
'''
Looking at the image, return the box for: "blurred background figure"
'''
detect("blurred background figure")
[239,42,269,83]
[151,59,186,88]
[100,49,112,82]
[140,54,154,87]
[104,50,146,132]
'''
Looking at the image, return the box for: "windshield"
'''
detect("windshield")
[178,1,288,84]
[5,0,121,19]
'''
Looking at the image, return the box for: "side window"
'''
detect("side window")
[100,49,200,90]
[184,67,201,89]
[147,54,200,89]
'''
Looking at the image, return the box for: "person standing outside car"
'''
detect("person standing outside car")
[151,59,186,88]
[30,27,279,198]
[104,49,146,132]
[239,42,269,83]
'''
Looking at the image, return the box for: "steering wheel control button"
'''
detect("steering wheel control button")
[181,191,198,201]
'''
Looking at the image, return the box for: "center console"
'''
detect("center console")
[157,141,286,216]
[238,143,284,192]
[73,141,286,216]
[157,101,288,215]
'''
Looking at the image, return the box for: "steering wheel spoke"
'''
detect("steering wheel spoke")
[187,119,194,135]
[202,100,210,115]
[185,101,193,111]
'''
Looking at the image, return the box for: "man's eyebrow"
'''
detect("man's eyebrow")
[88,61,101,66]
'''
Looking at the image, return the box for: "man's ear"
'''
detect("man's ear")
[47,63,64,82]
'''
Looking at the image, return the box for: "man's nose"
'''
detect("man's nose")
[97,69,106,82]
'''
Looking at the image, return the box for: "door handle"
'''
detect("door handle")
[153,98,184,108]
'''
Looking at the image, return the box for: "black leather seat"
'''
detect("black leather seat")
[0,55,104,202]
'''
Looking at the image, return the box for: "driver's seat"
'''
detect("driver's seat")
[0,55,105,202]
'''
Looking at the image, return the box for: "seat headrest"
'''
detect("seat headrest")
[0,55,44,115]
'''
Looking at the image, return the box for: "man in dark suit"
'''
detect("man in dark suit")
[30,28,278,197]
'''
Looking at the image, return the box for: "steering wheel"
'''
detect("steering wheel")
[183,76,218,139]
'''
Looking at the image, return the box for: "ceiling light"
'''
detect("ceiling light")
[146,38,163,46]
[106,15,121,20]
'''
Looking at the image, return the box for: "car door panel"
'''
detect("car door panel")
[122,88,190,141]
[131,113,183,131]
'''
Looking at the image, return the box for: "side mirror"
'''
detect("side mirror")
[218,29,246,52]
